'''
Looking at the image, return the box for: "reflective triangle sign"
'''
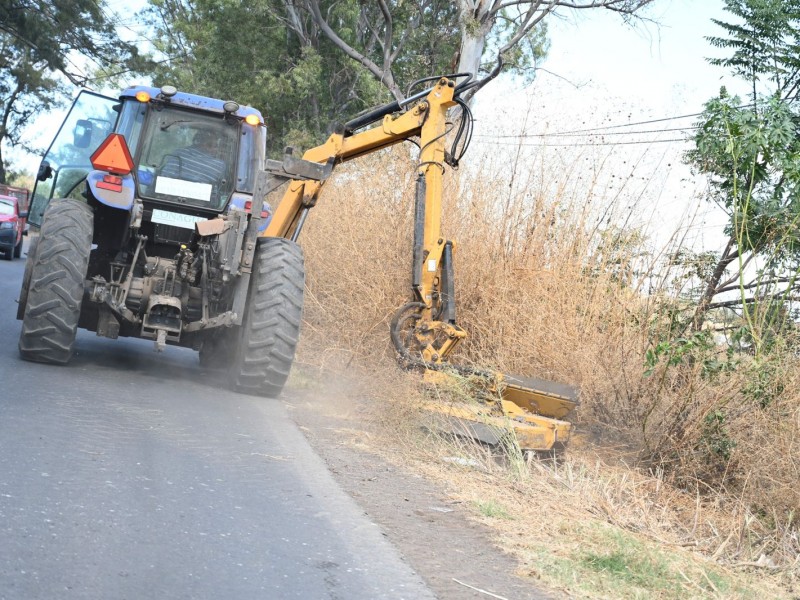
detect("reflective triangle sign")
[90,133,134,175]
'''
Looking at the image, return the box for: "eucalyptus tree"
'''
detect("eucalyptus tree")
[147,0,657,155]
[293,0,656,102]
[146,0,464,155]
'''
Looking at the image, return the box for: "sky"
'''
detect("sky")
[545,0,730,112]
[468,0,734,251]
[10,0,734,250]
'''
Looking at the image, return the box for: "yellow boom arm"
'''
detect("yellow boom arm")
[259,77,578,451]
[264,77,465,362]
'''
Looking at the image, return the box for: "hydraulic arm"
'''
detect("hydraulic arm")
[263,76,578,451]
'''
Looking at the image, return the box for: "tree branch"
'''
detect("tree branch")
[377,0,393,67]
[707,292,800,310]
[307,0,403,101]
[717,276,800,295]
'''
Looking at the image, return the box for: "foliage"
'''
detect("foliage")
[146,0,655,155]
[700,408,736,461]
[4,166,32,190]
[643,330,735,380]
[0,0,146,183]
[706,0,800,95]
[145,0,462,156]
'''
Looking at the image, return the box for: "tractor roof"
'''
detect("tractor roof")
[120,86,264,121]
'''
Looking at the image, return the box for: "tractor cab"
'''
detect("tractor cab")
[29,86,267,229]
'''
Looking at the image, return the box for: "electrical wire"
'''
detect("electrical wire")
[474,124,699,139]
[484,111,705,138]
[478,98,772,141]
[477,137,688,147]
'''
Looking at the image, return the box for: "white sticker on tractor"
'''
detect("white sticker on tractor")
[151,209,207,230]
[427,259,437,272]
[155,176,212,202]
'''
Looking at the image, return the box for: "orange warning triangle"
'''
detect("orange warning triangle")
[90,133,134,175]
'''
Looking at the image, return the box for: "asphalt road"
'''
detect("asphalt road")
[0,238,436,600]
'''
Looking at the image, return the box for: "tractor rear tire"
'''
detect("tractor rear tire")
[230,237,304,398]
[19,199,93,364]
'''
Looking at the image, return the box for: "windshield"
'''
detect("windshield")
[137,108,240,211]
[0,201,14,216]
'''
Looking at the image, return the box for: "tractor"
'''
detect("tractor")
[19,76,577,450]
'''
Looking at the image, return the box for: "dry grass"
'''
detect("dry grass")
[292,143,799,597]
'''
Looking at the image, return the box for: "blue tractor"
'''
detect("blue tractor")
[18,85,325,397]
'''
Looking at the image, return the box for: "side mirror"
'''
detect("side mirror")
[73,119,94,148]
[37,161,53,182]
[18,210,28,219]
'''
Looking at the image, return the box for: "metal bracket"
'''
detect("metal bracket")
[255,153,335,199]
[266,152,335,182]
[183,310,238,332]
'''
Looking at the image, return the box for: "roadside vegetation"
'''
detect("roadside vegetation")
[293,139,798,597]
[291,3,800,596]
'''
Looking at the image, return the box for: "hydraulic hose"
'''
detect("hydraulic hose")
[345,73,474,132]
[389,301,496,382]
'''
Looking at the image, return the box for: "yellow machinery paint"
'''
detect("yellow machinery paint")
[264,77,578,451]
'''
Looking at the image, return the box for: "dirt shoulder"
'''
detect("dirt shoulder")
[283,365,796,600]
[285,383,557,600]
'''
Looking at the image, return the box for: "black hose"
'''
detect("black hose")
[347,74,475,133]
[406,73,474,98]
[389,301,496,382]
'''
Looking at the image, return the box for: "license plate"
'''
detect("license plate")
[151,208,207,230]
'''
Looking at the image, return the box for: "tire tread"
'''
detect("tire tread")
[231,238,304,398]
[18,199,92,364]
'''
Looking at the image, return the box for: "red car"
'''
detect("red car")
[0,194,25,260]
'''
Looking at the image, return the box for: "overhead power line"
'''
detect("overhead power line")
[482,98,775,141]
[478,137,689,147]
[482,112,704,138]
[474,124,699,139]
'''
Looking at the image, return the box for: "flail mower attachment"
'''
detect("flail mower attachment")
[390,303,579,452]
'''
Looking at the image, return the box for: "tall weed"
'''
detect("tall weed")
[294,142,799,570]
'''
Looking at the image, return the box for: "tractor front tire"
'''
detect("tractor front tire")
[13,236,22,258]
[19,199,93,364]
[230,237,304,398]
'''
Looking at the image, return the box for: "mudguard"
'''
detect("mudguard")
[87,170,135,210]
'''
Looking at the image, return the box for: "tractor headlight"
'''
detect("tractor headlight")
[0,222,14,229]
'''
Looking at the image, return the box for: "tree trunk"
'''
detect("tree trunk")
[692,236,738,331]
[456,5,494,81]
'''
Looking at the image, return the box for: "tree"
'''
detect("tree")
[294,1,655,102]
[687,0,800,350]
[147,0,657,155]
[146,0,466,155]
[0,0,145,183]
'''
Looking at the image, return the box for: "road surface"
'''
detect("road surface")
[0,239,436,599]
